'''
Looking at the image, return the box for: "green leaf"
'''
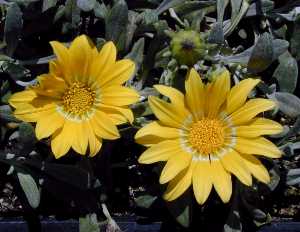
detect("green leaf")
[135,195,157,208]
[268,167,280,191]
[208,22,224,44]
[274,92,300,118]
[42,0,58,12]
[105,0,128,51]
[17,172,40,208]
[19,122,36,144]
[0,105,18,123]
[65,0,80,25]
[173,1,215,16]
[166,190,192,228]
[4,3,23,56]
[286,169,300,186]
[291,18,300,61]
[224,211,242,232]
[125,38,144,76]
[248,33,273,73]
[273,52,298,93]
[93,1,107,18]
[155,0,183,15]
[79,214,100,232]
[230,0,242,19]
[217,0,229,23]
[77,0,96,12]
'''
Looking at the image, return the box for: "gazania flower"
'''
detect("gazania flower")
[135,68,282,204]
[9,35,139,158]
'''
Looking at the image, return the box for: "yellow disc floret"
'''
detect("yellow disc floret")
[62,82,96,116]
[188,118,225,155]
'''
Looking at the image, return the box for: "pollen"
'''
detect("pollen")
[62,82,96,116]
[188,118,225,155]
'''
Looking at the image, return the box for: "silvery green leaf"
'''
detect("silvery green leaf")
[286,168,300,185]
[42,0,58,12]
[268,167,280,191]
[224,211,242,232]
[4,3,23,57]
[155,0,183,15]
[224,0,249,37]
[19,122,36,145]
[77,0,96,12]
[246,0,274,17]
[135,195,157,208]
[0,105,18,123]
[230,0,242,19]
[65,0,80,25]
[218,39,288,65]
[248,33,273,73]
[166,190,192,228]
[291,18,300,60]
[125,38,144,77]
[273,52,298,93]
[173,1,215,16]
[105,0,128,51]
[17,172,40,208]
[217,0,229,23]
[79,214,100,232]
[274,92,300,118]
[208,22,224,44]
[93,1,107,18]
[54,5,66,22]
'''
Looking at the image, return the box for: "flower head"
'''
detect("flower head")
[9,35,139,158]
[135,68,282,204]
[170,30,206,66]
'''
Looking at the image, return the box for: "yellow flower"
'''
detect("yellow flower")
[135,68,283,204]
[9,35,139,158]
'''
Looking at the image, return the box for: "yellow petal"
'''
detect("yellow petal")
[14,102,56,122]
[234,137,282,158]
[240,154,270,184]
[159,151,192,184]
[138,139,182,164]
[135,121,179,146]
[35,111,65,140]
[100,86,139,106]
[99,59,135,87]
[71,122,89,155]
[226,78,260,114]
[207,69,231,118]
[91,41,116,82]
[163,163,194,201]
[69,35,94,80]
[235,118,283,138]
[148,96,188,128]
[185,68,205,120]
[220,149,252,186]
[192,159,213,204]
[210,157,232,203]
[228,99,276,126]
[154,85,185,111]
[49,41,72,83]
[51,121,74,158]
[98,104,134,124]
[87,122,102,157]
[9,90,37,108]
[90,110,120,140]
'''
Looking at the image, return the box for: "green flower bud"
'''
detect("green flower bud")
[170,30,206,66]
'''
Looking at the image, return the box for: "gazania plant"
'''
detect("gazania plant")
[0,1,299,232]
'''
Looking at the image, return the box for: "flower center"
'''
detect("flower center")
[62,82,96,116]
[188,118,225,155]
